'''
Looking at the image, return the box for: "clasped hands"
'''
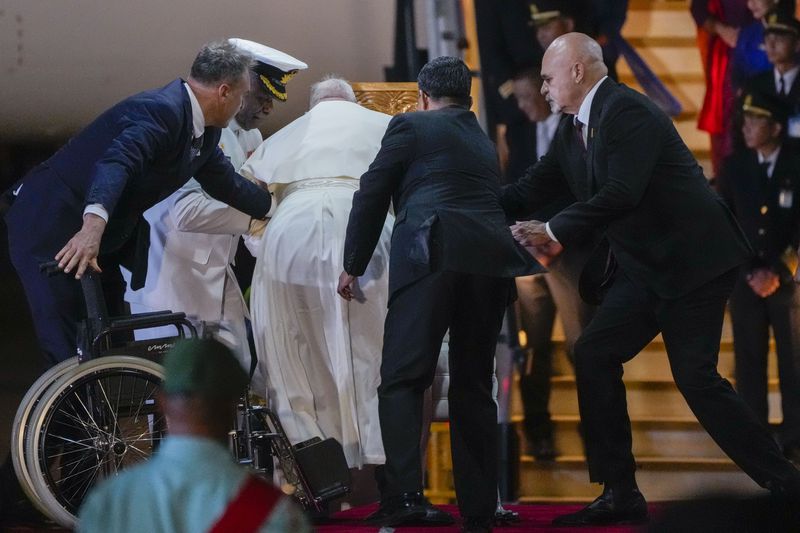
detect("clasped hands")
[747,268,780,298]
[510,220,563,267]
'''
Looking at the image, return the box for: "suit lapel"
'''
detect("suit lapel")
[176,90,195,181]
[585,78,614,196]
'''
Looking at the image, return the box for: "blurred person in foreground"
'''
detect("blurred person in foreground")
[78,338,310,533]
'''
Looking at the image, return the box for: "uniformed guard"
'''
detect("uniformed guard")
[718,90,800,465]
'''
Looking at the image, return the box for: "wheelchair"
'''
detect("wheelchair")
[11,263,350,528]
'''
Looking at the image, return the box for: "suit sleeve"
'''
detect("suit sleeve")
[194,145,271,220]
[547,101,662,245]
[499,132,572,220]
[343,114,414,276]
[86,100,181,215]
[169,178,252,235]
[715,159,737,216]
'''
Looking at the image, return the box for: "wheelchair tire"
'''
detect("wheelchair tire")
[10,356,79,513]
[24,356,165,528]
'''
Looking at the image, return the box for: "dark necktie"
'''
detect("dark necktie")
[574,118,586,153]
[779,75,787,97]
[190,134,203,159]
[760,160,771,180]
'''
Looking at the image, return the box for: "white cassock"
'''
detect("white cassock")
[240,100,392,468]
[122,119,265,390]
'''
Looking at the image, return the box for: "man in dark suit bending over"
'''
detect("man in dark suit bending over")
[3,40,271,367]
[338,57,540,531]
[503,33,800,526]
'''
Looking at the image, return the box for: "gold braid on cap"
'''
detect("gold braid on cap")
[259,70,299,102]
[260,75,287,101]
[280,70,298,85]
[742,94,772,118]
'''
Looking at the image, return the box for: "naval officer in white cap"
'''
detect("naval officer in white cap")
[121,38,307,394]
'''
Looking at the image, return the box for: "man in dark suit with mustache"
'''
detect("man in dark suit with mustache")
[3,40,271,366]
[502,32,800,526]
[338,57,540,531]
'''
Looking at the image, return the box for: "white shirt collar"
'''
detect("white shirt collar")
[183,82,205,138]
[227,118,243,134]
[576,76,609,127]
[757,145,781,178]
[774,66,800,93]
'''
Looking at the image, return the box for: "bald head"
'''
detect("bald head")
[540,32,608,115]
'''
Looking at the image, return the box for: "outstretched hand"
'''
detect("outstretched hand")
[510,220,552,247]
[527,241,564,267]
[55,214,106,279]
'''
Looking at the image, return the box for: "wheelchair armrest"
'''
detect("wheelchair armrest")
[107,312,192,332]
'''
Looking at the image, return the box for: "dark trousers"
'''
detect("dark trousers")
[517,249,595,441]
[379,271,511,519]
[730,276,800,449]
[575,268,798,489]
[6,228,127,365]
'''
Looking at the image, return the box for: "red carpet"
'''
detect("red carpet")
[318,503,656,532]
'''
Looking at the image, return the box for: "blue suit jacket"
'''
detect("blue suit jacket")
[6,79,270,288]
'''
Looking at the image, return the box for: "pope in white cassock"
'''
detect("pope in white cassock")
[241,78,392,469]
[121,39,307,394]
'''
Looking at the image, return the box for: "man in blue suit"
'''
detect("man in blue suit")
[3,40,271,366]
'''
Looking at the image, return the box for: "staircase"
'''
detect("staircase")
[623,0,711,174]
[426,0,782,505]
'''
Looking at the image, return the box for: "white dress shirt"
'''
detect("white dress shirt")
[774,66,800,96]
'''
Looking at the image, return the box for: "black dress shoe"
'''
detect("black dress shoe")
[552,487,648,526]
[365,491,454,527]
[462,516,493,532]
[784,443,800,467]
[528,435,557,461]
[493,506,520,524]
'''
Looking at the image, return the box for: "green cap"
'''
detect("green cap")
[162,338,248,398]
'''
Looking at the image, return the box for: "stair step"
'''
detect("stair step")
[618,46,703,77]
[518,455,763,501]
[624,10,699,39]
[544,342,780,381]
[623,79,706,114]
[627,36,699,49]
[512,415,783,459]
[629,0,692,11]
[511,377,784,419]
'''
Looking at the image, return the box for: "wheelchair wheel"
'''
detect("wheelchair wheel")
[10,357,79,512]
[24,356,166,528]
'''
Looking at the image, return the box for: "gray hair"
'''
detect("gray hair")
[309,75,356,108]
[190,40,253,85]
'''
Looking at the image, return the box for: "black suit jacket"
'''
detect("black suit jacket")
[6,79,270,288]
[343,106,541,300]
[502,79,752,299]
[718,146,800,281]
[747,68,800,109]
